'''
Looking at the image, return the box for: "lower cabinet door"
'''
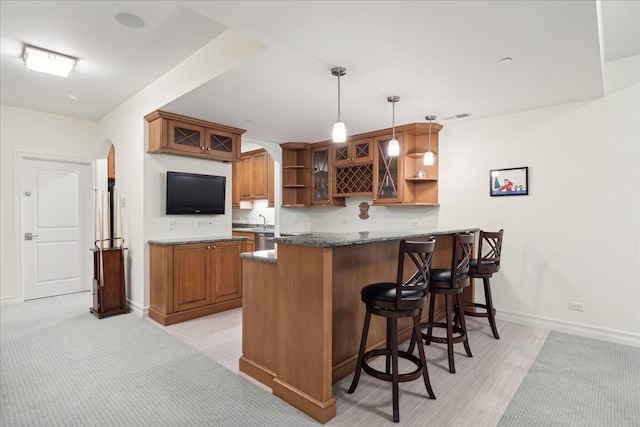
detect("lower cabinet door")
[211,241,242,303]
[173,243,211,311]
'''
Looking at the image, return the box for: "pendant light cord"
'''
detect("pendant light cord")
[392,101,396,139]
[337,73,341,121]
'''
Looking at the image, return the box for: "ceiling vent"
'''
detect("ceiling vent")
[442,112,473,121]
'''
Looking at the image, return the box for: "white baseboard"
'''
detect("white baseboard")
[0,296,18,306]
[497,309,640,348]
[127,299,148,318]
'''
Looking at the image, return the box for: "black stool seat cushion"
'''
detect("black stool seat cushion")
[361,282,425,303]
[429,269,468,288]
[469,259,499,274]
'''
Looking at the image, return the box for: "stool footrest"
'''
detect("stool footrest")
[463,302,496,318]
[420,322,467,344]
[362,348,424,383]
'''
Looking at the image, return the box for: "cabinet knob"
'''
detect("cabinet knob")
[206,147,211,151]
[207,246,211,249]
[201,146,206,150]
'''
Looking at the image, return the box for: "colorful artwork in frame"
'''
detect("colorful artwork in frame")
[490,167,528,196]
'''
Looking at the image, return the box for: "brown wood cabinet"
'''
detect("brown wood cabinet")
[232,161,241,208]
[267,152,275,207]
[281,142,311,207]
[281,122,442,207]
[332,137,372,166]
[311,144,345,206]
[373,132,403,204]
[232,231,256,252]
[232,149,275,208]
[149,239,243,326]
[373,123,441,206]
[240,149,268,200]
[145,110,245,162]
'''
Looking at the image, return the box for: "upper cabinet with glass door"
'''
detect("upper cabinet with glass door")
[311,144,345,206]
[373,134,403,204]
[332,137,373,166]
[145,110,244,162]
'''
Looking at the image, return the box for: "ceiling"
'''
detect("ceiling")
[1,1,638,144]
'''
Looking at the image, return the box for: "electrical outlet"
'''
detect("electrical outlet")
[568,302,584,311]
[168,219,176,230]
[409,220,419,228]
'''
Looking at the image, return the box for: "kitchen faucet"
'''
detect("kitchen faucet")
[259,214,266,226]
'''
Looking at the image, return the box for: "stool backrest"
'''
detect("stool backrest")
[452,232,475,288]
[477,229,504,273]
[397,239,436,306]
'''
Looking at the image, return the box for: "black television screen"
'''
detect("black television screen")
[166,171,226,215]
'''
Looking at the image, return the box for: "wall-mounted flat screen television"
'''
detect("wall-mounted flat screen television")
[166,171,226,215]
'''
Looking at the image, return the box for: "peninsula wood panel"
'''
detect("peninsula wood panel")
[273,244,336,423]
[239,259,277,388]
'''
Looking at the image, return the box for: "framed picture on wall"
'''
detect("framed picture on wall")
[490,167,528,196]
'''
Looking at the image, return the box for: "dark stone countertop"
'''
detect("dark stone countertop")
[273,227,479,248]
[148,236,246,246]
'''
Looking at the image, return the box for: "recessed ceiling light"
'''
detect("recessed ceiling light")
[67,94,79,102]
[115,12,145,29]
[498,57,513,64]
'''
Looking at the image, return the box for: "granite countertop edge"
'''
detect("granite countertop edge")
[273,227,479,247]
[240,250,277,263]
[148,236,246,245]
[231,228,275,234]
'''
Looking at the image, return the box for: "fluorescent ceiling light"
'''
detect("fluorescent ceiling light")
[23,45,76,77]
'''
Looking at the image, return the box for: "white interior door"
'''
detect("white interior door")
[20,156,93,300]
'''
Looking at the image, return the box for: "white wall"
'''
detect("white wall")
[0,105,100,302]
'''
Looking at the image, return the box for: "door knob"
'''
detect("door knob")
[25,233,39,241]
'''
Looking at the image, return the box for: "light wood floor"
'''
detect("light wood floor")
[151,309,549,426]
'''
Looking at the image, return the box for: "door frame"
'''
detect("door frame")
[14,151,97,302]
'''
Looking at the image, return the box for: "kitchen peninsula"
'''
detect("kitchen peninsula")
[239,227,478,423]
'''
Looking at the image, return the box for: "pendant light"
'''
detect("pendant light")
[423,115,436,165]
[387,96,400,156]
[331,66,347,142]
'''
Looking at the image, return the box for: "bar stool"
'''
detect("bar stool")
[464,229,504,339]
[348,239,437,423]
[418,232,474,374]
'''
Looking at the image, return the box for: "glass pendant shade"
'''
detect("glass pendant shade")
[332,120,346,142]
[423,151,435,165]
[423,114,436,165]
[388,138,400,156]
